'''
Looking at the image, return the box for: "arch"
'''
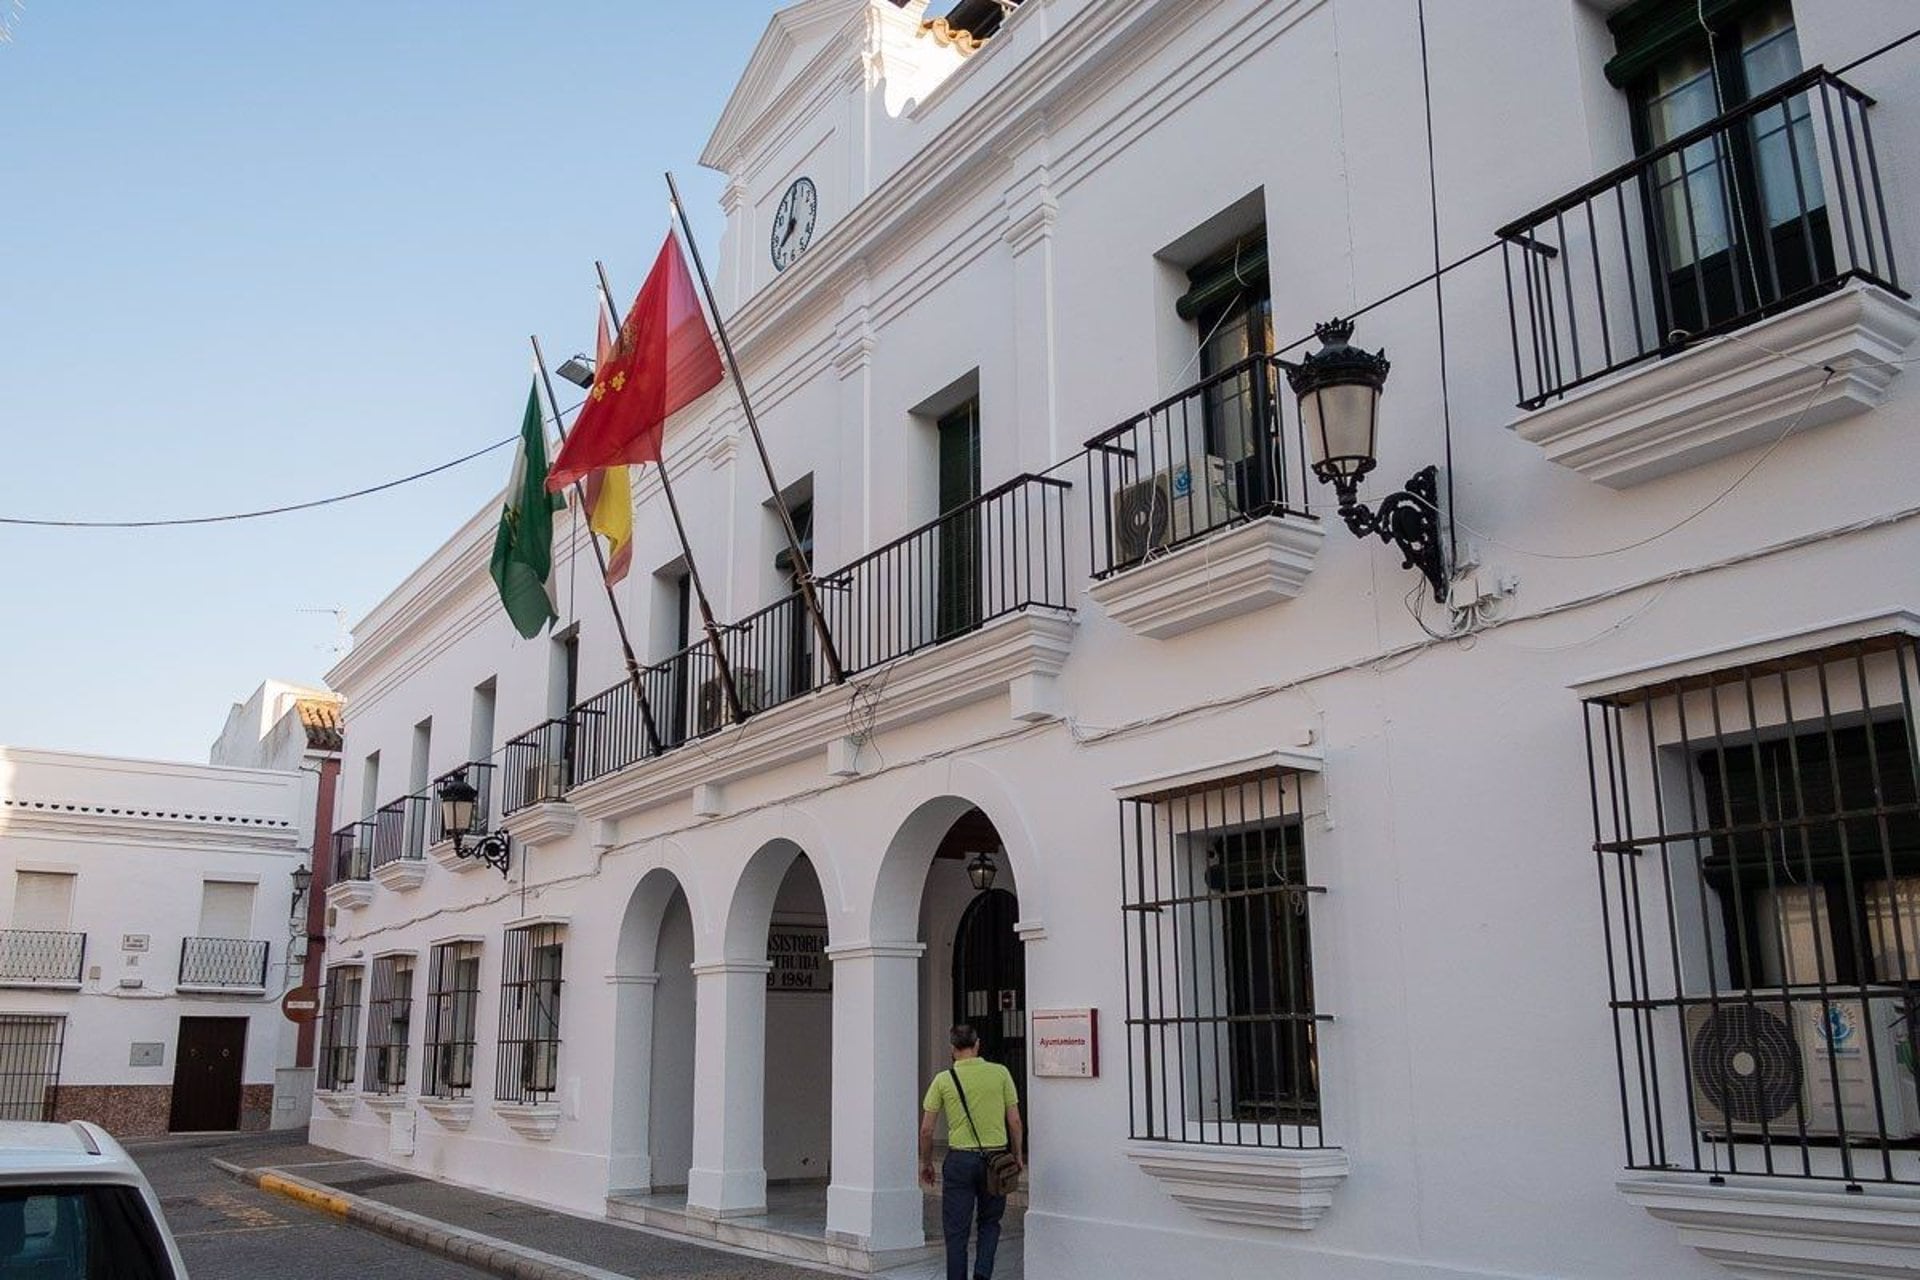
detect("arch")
[610,860,699,1193]
[869,758,1049,943]
[615,863,696,978]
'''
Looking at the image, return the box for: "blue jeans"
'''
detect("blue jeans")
[941,1149,1007,1280]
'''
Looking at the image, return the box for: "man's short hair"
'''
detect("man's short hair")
[949,1024,980,1050]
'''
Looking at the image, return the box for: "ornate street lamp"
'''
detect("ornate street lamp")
[1282,319,1448,601]
[289,864,313,916]
[436,773,511,877]
[966,849,999,893]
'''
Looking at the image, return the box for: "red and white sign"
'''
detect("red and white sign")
[1031,1007,1098,1078]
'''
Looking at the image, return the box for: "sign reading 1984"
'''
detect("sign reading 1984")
[767,921,831,993]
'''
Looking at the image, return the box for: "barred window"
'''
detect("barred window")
[424,941,482,1099]
[363,954,415,1095]
[1120,767,1326,1148]
[317,965,364,1091]
[1586,632,1920,1186]
[496,924,563,1104]
[0,1015,65,1121]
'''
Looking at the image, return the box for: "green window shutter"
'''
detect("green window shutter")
[1176,241,1269,323]
[1604,0,1770,88]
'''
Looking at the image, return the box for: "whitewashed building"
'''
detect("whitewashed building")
[312,0,1920,1276]
[0,746,311,1135]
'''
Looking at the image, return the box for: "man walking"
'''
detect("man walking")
[920,1024,1025,1280]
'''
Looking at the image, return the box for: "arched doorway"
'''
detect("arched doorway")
[952,887,1025,1108]
[610,868,697,1194]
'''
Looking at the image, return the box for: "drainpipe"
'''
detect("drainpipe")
[297,755,339,1068]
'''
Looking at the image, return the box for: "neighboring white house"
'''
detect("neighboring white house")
[0,746,310,1136]
[312,1,1920,1277]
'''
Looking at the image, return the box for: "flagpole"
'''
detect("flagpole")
[530,334,665,758]
[664,170,846,687]
[594,260,748,729]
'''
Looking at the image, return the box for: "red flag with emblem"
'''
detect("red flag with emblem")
[546,232,724,491]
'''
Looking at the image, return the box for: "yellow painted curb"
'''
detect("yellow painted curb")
[257,1172,353,1218]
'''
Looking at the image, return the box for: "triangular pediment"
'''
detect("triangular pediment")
[701,0,897,170]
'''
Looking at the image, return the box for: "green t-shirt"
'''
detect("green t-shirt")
[923,1057,1018,1151]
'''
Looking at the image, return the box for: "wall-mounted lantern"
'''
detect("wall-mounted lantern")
[1282,319,1448,601]
[436,774,512,877]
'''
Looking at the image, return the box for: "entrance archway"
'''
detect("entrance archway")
[610,867,697,1194]
[953,886,1025,1108]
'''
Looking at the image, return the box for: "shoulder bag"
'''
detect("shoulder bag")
[948,1066,1022,1197]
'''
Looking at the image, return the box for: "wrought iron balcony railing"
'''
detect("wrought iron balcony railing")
[371,794,430,868]
[1084,355,1308,578]
[1498,68,1902,410]
[501,719,573,817]
[430,761,495,844]
[330,821,372,883]
[0,930,86,987]
[178,936,270,989]
[567,472,1072,789]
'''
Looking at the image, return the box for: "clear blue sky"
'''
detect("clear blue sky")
[0,2,775,762]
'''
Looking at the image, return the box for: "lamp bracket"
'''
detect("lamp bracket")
[454,831,513,878]
[1334,465,1448,602]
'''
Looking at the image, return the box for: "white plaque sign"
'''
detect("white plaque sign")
[766,921,831,993]
[1031,1007,1098,1078]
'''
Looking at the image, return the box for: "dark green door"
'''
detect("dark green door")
[936,400,981,640]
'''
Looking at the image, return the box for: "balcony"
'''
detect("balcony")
[523,474,1073,818]
[1084,356,1322,638]
[1499,69,1919,487]
[370,793,430,891]
[327,821,374,910]
[178,936,270,992]
[0,930,85,988]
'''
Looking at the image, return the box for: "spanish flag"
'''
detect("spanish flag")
[581,297,634,586]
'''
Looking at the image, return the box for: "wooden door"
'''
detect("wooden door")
[169,1017,246,1132]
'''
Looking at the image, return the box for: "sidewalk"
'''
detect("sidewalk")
[195,1130,839,1280]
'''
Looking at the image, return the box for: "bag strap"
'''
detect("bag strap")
[948,1066,989,1152]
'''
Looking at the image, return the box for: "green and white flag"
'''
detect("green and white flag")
[490,382,562,639]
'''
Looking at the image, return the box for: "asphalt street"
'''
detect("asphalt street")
[128,1134,491,1280]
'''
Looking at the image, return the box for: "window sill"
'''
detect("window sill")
[508,801,577,848]
[371,859,427,892]
[325,880,374,912]
[1509,281,1920,488]
[176,982,267,997]
[1125,1140,1348,1230]
[1089,513,1324,640]
[1618,1171,1920,1278]
[363,1091,410,1116]
[0,978,82,991]
[314,1090,358,1119]
[418,1096,474,1131]
[492,1100,562,1141]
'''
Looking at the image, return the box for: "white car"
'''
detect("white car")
[0,1120,187,1277]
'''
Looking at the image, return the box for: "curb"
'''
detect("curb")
[213,1159,632,1280]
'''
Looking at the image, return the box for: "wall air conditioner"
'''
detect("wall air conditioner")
[696,667,768,736]
[1684,997,1920,1140]
[521,1040,559,1095]
[1111,457,1235,566]
[521,758,568,805]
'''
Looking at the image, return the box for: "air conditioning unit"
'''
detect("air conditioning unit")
[1111,457,1235,565]
[696,667,768,735]
[521,1040,559,1095]
[1684,997,1920,1140]
[521,759,568,805]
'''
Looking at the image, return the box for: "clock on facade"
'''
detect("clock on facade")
[770,177,818,272]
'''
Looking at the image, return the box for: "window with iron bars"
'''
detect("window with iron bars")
[1585,632,1920,1186]
[1120,767,1328,1149]
[0,1015,65,1122]
[317,965,364,1092]
[496,924,563,1105]
[424,941,482,1099]
[363,954,414,1095]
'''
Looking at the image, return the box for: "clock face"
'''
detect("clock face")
[770,177,818,272]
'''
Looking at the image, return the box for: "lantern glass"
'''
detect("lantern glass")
[438,777,477,841]
[290,865,312,900]
[966,850,998,893]
[1302,382,1380,481]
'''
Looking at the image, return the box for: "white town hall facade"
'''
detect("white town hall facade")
[312,1,1920,1277]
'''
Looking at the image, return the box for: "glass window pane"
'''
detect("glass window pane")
[1866,878,1920,984]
